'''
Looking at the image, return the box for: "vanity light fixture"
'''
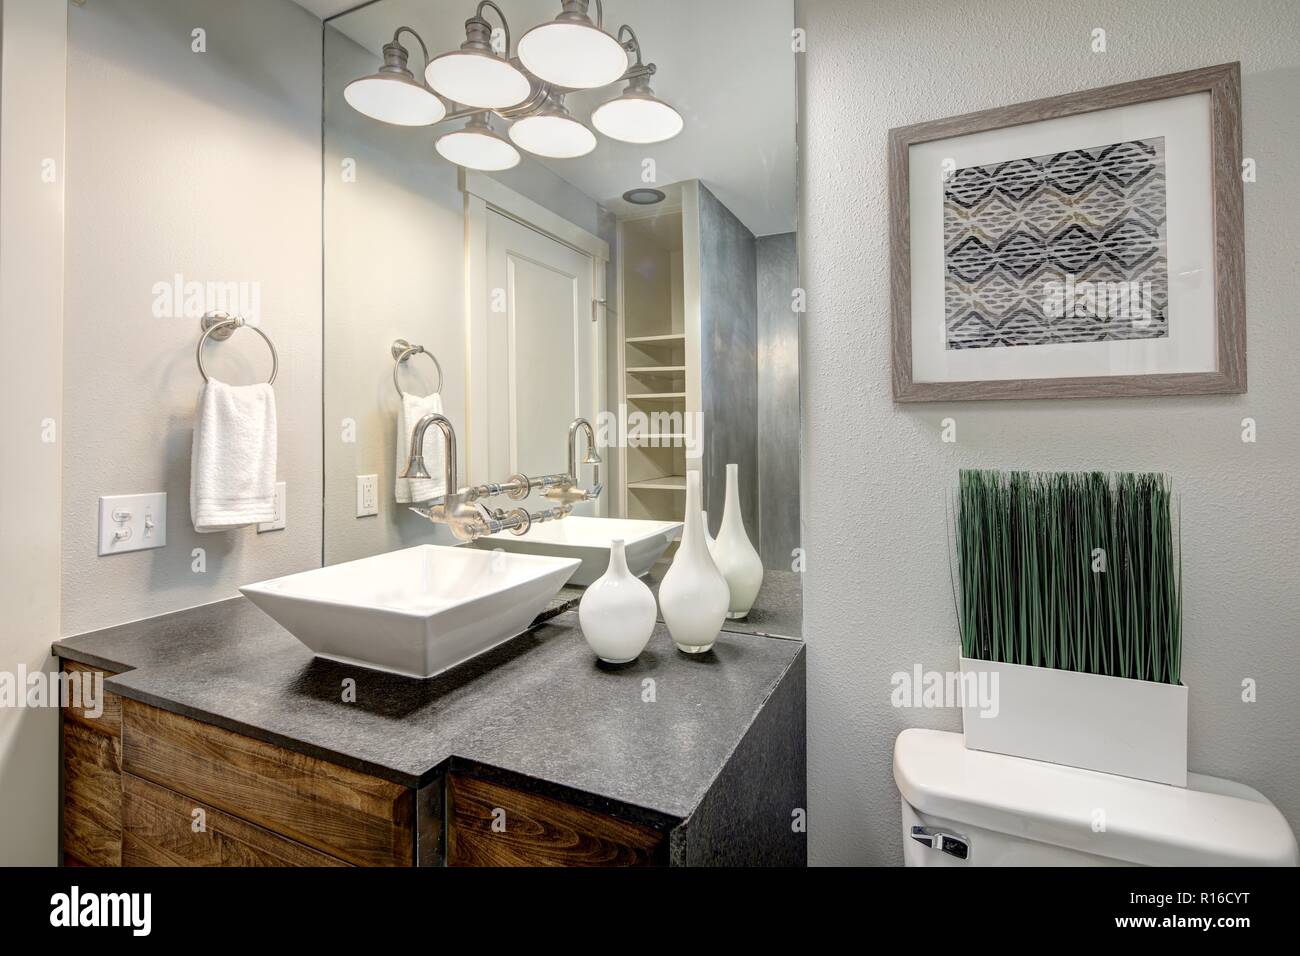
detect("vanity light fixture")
[435,112,521,171]
[591,27,683,144]
[344,2,683,168]
[343,27,447,127]
[424,2,532,110]
[508,94,597,159]
[517,0,628,91]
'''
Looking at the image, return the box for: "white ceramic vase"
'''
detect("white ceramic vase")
[578,538,657,664]
[658,471,729,654]
[712,463,764,619]
[703,510,717,554]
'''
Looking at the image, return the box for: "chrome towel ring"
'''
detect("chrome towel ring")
[392,338,443,397]
[196,312,278,385]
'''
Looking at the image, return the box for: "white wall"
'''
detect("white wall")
[0,0,67,867]
[61,0,324,635]
[799,0,1300,864]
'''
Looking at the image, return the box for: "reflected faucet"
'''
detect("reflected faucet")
[402,413,597,542]
[543,418,603,507]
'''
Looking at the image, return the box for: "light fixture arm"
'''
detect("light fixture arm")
[614,24,657,82]
[391,26,431,74]
[474,0,513,59]
[616,24,642,67]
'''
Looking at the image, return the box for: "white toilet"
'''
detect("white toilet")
[894,728,1299,866]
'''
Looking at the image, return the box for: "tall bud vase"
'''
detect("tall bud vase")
[659,471,729,654]
[579,539,656,664]
[713,463,764,619]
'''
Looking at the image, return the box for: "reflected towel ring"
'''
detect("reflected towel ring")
[391,338,443,397]
[196,312,278,385]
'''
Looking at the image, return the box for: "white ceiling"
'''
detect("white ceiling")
[320,0,797,236]
[291,0,359,18]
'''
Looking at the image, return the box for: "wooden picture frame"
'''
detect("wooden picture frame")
[890,62,1245,402]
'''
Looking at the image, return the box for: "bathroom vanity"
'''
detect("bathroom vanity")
[55,582,805,867]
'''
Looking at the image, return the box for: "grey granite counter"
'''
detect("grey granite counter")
[53,596,804,837]
[647,568,803,639]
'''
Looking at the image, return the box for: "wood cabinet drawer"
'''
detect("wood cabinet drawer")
[122,773,348,867]
[61,662,122,867]
[447,772,665,867]
[122,699,414,867]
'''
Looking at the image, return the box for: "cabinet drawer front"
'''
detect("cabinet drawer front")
[448,773,665,867]
[122,774,348,867]
[122,699,413,867]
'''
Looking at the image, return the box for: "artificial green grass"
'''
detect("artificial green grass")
[954,470,1182,685]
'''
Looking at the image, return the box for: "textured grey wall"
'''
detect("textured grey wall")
[698,183,759,536]
[61,0,324,636]
[798,0,1300,864]
[757,232,800,570]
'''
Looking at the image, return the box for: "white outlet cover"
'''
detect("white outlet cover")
[356,474,379,517]
[258,482,287,533]
[98,492,167,556]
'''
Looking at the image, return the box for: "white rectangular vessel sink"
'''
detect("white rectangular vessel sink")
[477,516,682,586]
[240,544,580,678]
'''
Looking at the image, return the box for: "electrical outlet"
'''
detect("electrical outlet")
[258,482,287,533]
[98,493,167,556]
[356,474,378,517]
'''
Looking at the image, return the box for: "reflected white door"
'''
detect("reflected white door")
[485,209,602,516]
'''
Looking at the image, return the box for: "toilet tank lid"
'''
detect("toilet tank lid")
[893,729,1298,867]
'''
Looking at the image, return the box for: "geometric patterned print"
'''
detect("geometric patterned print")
[943,137,1168,349]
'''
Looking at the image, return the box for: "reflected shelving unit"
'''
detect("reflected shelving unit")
[614,187,696,566]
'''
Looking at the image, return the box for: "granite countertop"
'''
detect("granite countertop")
[647,568,803,640]
[53,596,803,826]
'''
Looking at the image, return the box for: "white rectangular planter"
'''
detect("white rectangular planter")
[959,656,1188,787]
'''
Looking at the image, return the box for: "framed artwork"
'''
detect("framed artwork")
[889,63,1245,401]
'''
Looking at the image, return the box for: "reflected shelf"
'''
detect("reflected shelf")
[627,474,688,491]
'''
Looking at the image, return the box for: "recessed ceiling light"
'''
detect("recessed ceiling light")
[622,188,666,205]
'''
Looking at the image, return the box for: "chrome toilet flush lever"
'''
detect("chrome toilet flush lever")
[910,825,970,861]
[402,415,601,542]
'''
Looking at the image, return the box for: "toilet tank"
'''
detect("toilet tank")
[893,728,1298,867]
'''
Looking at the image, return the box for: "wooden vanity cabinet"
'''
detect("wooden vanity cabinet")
[61,688,665,867]
[119,699,413,866]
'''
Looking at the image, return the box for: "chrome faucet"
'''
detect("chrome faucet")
[401,413,493,542]
[402,413,598,542]
[543,418,603,507]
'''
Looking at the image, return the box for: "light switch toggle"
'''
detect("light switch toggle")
[98,493,167,556]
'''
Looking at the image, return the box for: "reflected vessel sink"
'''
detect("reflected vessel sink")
[240,544,580,678]
[476,516,682,586]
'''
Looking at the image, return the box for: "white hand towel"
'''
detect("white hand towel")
[190,381,278,532]
[395,390,446,503]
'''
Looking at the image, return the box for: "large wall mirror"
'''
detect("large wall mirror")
[323,0,800,634]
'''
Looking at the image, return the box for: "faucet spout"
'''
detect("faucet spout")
[402,412,457,498]
[567,417,601,478]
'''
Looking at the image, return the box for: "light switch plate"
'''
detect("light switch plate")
[98,492,167,556]
[258,482,287,533]
[356,474,378,517]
